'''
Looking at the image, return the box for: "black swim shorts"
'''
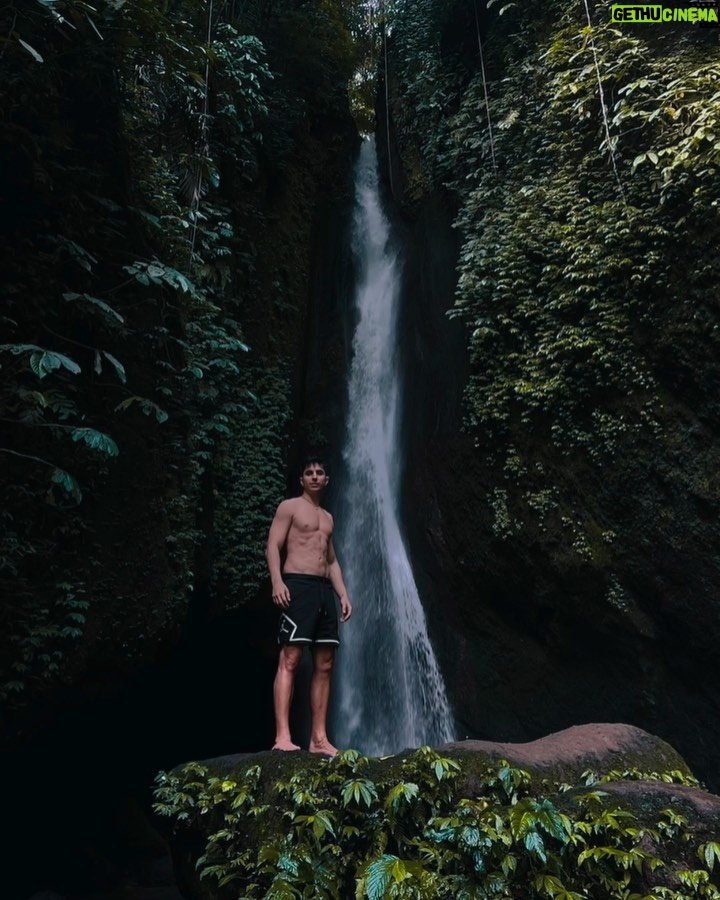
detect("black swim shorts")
[277,574,340,646]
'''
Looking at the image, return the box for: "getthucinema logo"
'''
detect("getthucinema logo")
[611,2,719,24]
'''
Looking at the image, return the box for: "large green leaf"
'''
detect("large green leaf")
[62,292,125,324]
[51,468,82,501]
[71,428,119,457]
[31,350,82,379]
[364,855,398,900]
[1,344,81,378]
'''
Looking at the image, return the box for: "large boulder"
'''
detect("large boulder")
[438,722,693,787]
[160,724,720,900]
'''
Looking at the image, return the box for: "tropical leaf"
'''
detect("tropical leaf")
[71,427,119,456]
[524,831,547,863]
[62,292,125,323]
[700,841,720,871]
[102,351,127,383]
[31,350,82,378]
[115,395,168,423]
[51,468,82,501]
[342,779,377,808]
[364,855,399,900]
[386,782,419,812]
[18,38,44,62]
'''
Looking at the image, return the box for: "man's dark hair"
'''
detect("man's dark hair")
[300,456,328,476]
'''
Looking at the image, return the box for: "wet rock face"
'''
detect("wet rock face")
[381,144,720,793]
[376,0,720,798]
[404,427,720,792]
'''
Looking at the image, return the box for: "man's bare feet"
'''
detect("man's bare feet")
[309,738,339,757]
[272,739,301,751]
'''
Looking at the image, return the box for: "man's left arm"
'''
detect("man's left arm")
[327,537,352,623]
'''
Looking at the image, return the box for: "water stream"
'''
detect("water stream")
[333,139,454,756]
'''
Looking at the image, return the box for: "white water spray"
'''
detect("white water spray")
[333,139,454,756]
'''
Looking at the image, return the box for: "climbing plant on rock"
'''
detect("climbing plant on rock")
[384,0,720,571]
[154,747,720,899]
[0,0,356,708]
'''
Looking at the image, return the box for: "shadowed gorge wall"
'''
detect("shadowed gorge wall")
[0,1,358,896]
[380,0,720,789]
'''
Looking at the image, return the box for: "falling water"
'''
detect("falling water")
[333,139,455,756]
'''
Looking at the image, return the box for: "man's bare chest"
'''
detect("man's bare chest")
[291,506,332,539]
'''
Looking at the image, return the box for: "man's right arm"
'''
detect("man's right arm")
[266,500,293,608]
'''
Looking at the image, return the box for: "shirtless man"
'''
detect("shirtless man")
[266,459,352,755]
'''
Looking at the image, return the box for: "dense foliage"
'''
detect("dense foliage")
[154,747,720,899]
[0,0,357,714]
[385,0,720,595]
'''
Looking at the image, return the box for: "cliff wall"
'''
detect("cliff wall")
[380,0,720,788]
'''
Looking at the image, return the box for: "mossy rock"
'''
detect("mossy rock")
[556,781,720,895]
[159,723,720,900]
[438,722,694,791]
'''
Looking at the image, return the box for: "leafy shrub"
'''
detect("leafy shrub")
[154,748,719,899]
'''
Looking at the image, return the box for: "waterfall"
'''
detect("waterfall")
[333,138,455,756]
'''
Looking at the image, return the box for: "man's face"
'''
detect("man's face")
[300,464,329,493]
